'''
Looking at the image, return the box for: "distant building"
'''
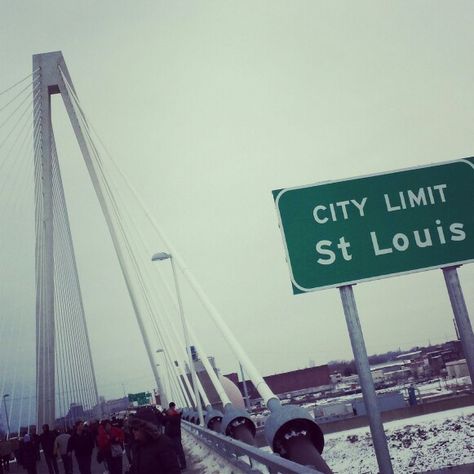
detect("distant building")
[101,397,129,416]
[370,361,412,384]
[55,403,86,429]
[446,359,469,379]
[330,372,343,384]
[351,392,406,416]
[372,340,465,382]
[341,374,359,386]
[313,391,406,422]
[226,365,331,402]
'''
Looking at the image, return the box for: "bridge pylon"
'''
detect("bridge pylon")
[33,51,164,428]
[33,51,100,428]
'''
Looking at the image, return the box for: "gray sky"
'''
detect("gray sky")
[1,1,474,408]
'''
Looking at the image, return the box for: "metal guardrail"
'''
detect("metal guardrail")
[182,420,323,474]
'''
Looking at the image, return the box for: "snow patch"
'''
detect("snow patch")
[181,431,246,474]
[323,407,474,473]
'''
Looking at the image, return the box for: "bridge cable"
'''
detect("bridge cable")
[76,116,199,409]
[59,75,182,406]
[51,151,78,419]
[0,81,39,133]
[51,134,98,416]
[60,67,221,411]
[0,80,38,115]
[60,69,219,410]
[0,85,37,432]
[88,158,203,408]
[0,69,39,97]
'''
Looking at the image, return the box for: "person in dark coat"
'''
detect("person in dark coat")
[134,407,164,431]
[0,437,12,472]
[40,425,59,474]
[163,403,186,470]
[67,422,94,474]
[29,428,40,462]
[19,435,37,474]
[128,417,180,474]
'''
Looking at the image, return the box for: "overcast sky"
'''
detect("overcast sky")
[1,1,473,409]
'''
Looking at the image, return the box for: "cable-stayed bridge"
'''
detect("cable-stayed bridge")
[0,51,332,473]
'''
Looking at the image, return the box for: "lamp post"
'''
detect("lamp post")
[151,252,204,425]
[155,348,168,408]
[3,394,11,439]
[157,349,178,405]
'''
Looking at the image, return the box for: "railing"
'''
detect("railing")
[182,420,323,474]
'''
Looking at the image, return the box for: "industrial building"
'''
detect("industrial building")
[226,364,331,403]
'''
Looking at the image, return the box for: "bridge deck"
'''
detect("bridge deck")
[4,432,239,474]
[5,433,471,474]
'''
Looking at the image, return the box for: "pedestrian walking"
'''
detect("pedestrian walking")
[54,430,72,474]
[67,422,94,474]
[128,417,180,474]
[9,438,21,468]
[97,421,124,474]
[123,424,133,468]
[29,428,40,462]
[0,437,12,472]
[19,435,37,474]
[163,403,186,470]
[40,425,59,474]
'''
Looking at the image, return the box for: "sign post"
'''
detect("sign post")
[339,285,393,474]
[442,266,474,383]
[273,157,474,474]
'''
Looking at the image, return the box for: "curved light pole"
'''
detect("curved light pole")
[3,394,11,439]
[151,252,204,425]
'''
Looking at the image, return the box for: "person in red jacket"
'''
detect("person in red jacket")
[97,421,124,474]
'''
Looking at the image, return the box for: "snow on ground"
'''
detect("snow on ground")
[181,430,246,474]
[323,406,474,473]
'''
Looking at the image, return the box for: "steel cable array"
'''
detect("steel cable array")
[1,63,256,432]
[58,66,216,410]
[50,130,100,422]
[0,68,100,435]
[0,71,39,434]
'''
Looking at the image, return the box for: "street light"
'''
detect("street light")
[151,252,171,261]
[151,252,205,425]
[154,348,167,407]
[156,348,178,405]
[2,394,11,439]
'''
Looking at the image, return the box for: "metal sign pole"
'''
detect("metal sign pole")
[339,285,394,474]
[442,266,474,382]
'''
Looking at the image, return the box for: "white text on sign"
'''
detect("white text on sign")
[313,183,467,265]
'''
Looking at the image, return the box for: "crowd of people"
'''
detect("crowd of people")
[0,402,185,474]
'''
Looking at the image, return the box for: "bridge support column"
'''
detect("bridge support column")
[33,52,60,429]
[33,51,101,428]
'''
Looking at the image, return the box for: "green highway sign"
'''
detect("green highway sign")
[128,392,151,406]
[273,158,474,293]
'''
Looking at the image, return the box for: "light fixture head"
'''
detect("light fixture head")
[151,252,171,261]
